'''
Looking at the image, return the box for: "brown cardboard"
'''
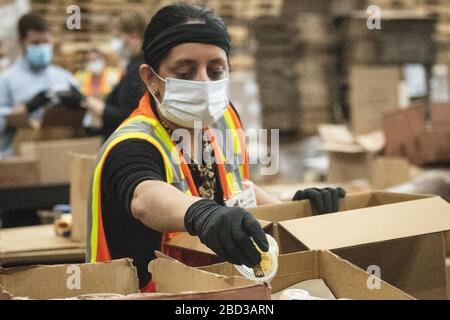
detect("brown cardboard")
[349,65,401,135]
[0,157,39,189]
[370,157,411,190]
[382,106,433,165]
[319,124,411,188]
[69,153,96,243]
[446,232,450,257]
[19,137,101,185]
[447,258,450,298]
[272,196,450,300]
[0,225,85,266]
[200,250,413,300]
[0,259,139,300]
[145,255,271,300]
[195,191,450,299]
[10,106,87,155]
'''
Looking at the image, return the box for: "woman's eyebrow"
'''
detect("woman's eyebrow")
[171,58,197,67]
[208,58,227,65]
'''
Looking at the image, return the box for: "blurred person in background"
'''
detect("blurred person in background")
[75,48,121,99]
[0,13,76,228]
[0,41,11,72]
[76,48,121,133]
[0,13,76,158]
[81,11,146,141]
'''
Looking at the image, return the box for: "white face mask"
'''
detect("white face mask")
[87,59,105,75]
[149,68,229,128]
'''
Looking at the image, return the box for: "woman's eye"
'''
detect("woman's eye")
[176,73,190,79]
[209,69,225,79]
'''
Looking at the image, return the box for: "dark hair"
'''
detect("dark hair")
[115,10,147,36]
[143,3,228,70]
[18,13,49,40]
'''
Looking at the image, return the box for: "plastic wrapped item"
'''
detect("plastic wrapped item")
[234,234,279,282]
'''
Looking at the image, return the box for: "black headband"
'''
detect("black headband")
[143,23,231,68]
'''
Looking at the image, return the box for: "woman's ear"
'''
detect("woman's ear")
[139,64,157,94]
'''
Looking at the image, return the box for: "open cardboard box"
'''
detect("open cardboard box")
[265,194,450,300]
[319,124,413,188]
[0,259,139,300]
[132,252,270,300]
[200,250,414,300]
[0,256,271,300]
[166,191,450,299]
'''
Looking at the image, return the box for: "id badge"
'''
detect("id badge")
[225,180,257,209]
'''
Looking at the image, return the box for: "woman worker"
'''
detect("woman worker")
[87,3,346,291]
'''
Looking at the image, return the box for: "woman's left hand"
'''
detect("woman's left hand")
[292,187,346,215]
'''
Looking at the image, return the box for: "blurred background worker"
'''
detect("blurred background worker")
[76,48,121,133]
[75,48,121,100]
[0,13,76,158]
[0,41,11,72]
[81,11,146,141]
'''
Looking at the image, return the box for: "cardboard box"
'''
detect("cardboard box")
[69,153,96,243]
[0,225,85,266]
[200,250,414,300]
[0,259,139,300]
[142,253,270,300]
[447,258,450,298]
[10,106,86,154]
[383,104,450,165]
[446,232,450,257]
[267,195,450,300]
[19,137,101,185]
[0,157,39,189]
[167,191,450,299]
[319,124,411,188]
[349,65,401,135]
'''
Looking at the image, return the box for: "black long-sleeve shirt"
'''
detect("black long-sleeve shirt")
[102,55,145,140]
[101,139,225,288]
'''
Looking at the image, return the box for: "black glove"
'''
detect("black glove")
[185,199,269,268]
[56,85,85,110]
[293,187,346,215]
[25,90,51,113]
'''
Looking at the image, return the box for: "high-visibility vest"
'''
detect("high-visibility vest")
[76,67,122,99]
[87,92,250,269]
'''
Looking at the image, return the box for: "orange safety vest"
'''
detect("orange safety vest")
[87,92,250,289]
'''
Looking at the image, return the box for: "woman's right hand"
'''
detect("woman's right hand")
[184,199,269,268]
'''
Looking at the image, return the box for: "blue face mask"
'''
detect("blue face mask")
[26,44,52,69]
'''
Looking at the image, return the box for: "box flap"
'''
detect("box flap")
[319,124,384,153]
[0,259,139,299]
[279,197,450,250]
[148,257,261,294]
[165,219,272,255]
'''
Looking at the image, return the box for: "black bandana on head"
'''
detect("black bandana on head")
[143,23,231,68]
